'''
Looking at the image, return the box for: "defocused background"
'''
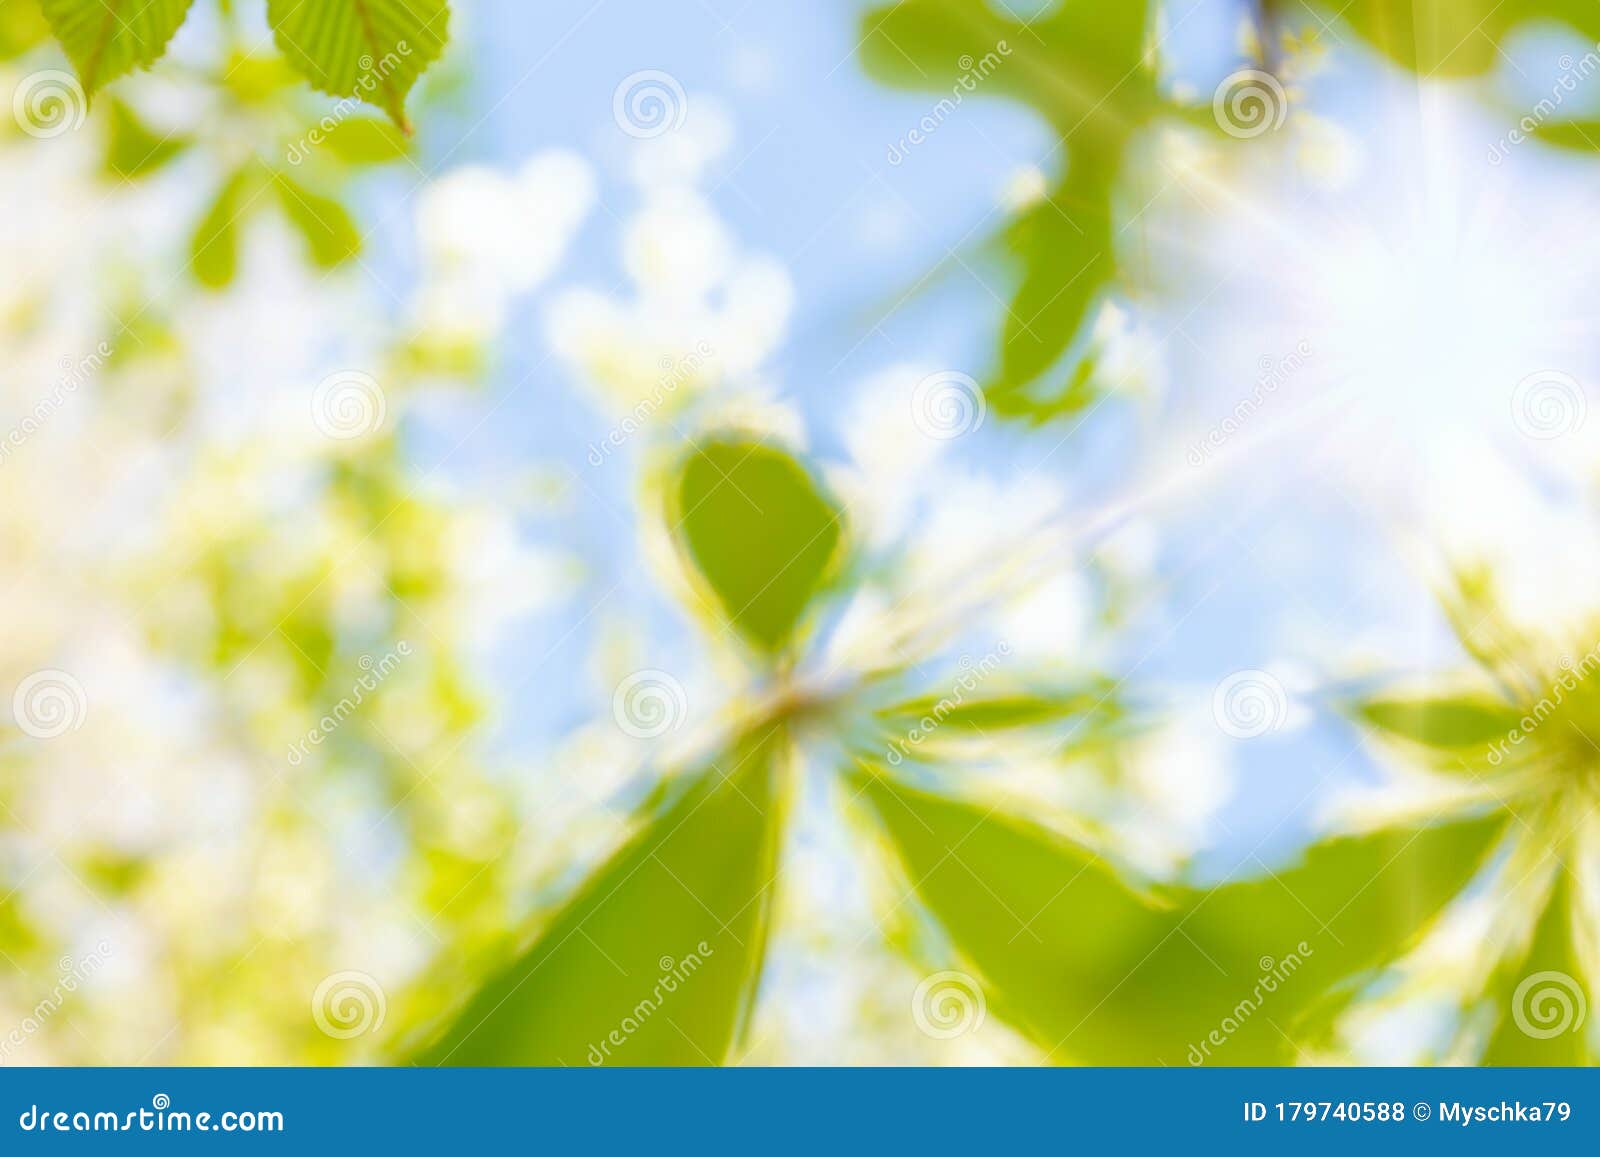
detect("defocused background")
[3,0,1600,1064]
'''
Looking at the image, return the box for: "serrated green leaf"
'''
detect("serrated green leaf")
[266,0,449,131]
[271,171,361,268]
[103,98,188,179]
[39,0,193,95]
[671,437,844,656]
[1358,694,1521,751]
[418,725,789,1065]
[189,165,256,290]
[858,766,1504,1063]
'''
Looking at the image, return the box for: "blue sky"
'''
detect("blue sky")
[379,0,1600,875]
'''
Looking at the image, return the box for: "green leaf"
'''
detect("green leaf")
[39,0,193,95]
[1480,873,1592,1064]
[1311,0,1600,78]
[271,171,361,268]
[1357,694,1521,751]
[417,725,790,1065]
[0,0,49,61]
[857,766,1504,1063]
[860,0,1157,423]
[266,0,450,132]
[316,115,412,165]
[189,165,256,290]
[1165,814,1505,1064]
[1532,121,1600,153]
[878,684,1121,736]
[102,98,188,179]
[987,168,1119,420]
[670,438,844,656]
